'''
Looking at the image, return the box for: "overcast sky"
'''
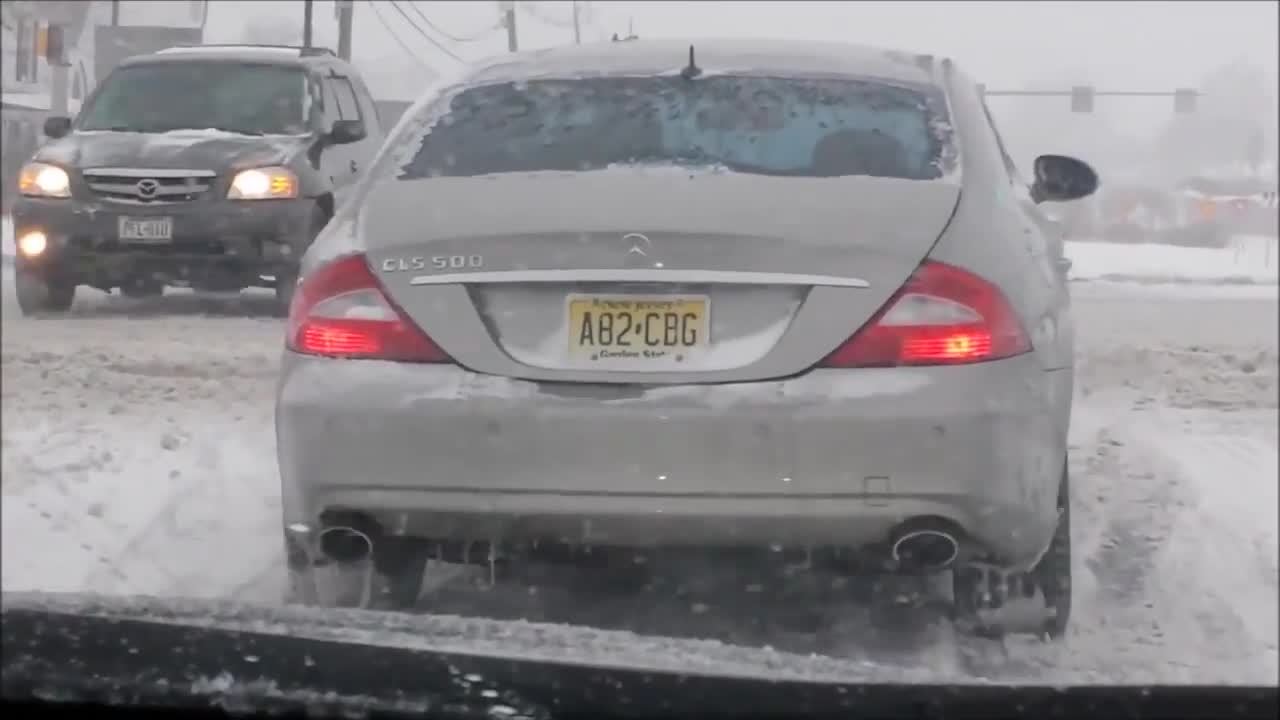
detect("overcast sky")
[181,1,1278,91]
[117,0,1277,165]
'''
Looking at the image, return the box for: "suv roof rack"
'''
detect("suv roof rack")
[160,43,337,57]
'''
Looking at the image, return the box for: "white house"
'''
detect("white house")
[1,0,95,112]
[1,1,205,209]
[2,0,206,111]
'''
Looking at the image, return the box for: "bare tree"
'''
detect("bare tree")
[1156,60,1276,178]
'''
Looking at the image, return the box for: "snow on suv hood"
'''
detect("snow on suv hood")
[33,129,311,173]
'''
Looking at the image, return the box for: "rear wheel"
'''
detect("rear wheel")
[953,462,1072,639]
[273,269,298,318]
[1031,464,1072,638]
[15,271,75,316]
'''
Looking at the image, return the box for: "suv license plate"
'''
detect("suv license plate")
[118,217,173,243]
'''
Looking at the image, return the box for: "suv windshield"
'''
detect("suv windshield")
[398,75,954,180]
[78,62,310,136]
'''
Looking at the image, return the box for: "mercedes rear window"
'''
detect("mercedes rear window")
[396,75,956,181]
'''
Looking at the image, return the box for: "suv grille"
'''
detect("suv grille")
[81,168,216,204]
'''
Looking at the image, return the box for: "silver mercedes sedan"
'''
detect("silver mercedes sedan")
[276,38,1097,638]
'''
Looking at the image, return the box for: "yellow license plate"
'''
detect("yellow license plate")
[567,295,710,363]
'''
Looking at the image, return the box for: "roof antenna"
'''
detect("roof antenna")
[681,44,702,80]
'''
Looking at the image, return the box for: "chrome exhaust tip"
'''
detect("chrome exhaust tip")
[318,525,375,564]
[890,527,960,573]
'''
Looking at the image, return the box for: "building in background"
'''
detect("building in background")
[2,1,92,210]
[2,1,95,111]
[110,0,207,29]
[96,0,206,80]
[3,0,205,110]
[1,1,205,209]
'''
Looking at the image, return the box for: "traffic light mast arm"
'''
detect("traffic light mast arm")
[975,85,1201,114]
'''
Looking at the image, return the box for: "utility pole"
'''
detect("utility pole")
[302,0,313,48]
[44,24,69,114]
[110,0,119,26]
[336,0,353,60]
[501,1,517,52]
[571,1,581,45]
[50,61,69,114]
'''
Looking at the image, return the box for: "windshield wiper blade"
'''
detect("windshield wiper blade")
[210,127,265,136]
[137,125,264,136]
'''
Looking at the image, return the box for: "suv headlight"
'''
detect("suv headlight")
[228,167,299,200]
[18,163,71,199]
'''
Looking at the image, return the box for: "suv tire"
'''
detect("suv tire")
[15,271,75,316]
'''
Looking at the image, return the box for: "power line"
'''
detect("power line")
[403,1,499,43]
[574,2,609,43]
[523,2,607,44]
[523,2,575,30]
[532,2,609,43]
[366,0,432,70]
[387,0,466,63]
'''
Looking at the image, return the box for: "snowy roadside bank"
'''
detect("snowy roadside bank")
[1066,234,1278,286]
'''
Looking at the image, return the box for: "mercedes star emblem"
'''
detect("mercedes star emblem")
[622,232,651,257]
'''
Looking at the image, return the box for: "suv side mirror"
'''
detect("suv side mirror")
[328,119,366,145]
[43,116,72,139]
[1031,154,1099,203]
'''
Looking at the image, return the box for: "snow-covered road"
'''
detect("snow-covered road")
[2,262,1276,685]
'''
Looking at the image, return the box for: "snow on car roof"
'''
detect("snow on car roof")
[463,38,947,88]
[125,46,316,67]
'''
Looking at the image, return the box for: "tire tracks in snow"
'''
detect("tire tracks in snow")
[75,429,284,601]
[1124,414,1279,681]
[1079,424,1182,609]
[1008,403,1279,684]
[1,298,285,602]
[2,418,193,594]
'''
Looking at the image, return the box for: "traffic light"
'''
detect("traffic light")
[1070,85,1094,113]
[1174,88,1198,114]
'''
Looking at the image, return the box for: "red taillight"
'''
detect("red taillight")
[286,254,451,363]
[819,260,1031,368]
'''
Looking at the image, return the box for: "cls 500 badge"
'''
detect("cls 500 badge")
[381,255,483,272]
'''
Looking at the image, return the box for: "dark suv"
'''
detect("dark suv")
[10,44,385,315]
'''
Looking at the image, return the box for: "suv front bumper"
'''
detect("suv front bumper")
[11,196,316,290]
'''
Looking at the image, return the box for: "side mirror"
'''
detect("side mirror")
[43,116,72,139]
[1031,154,1099,203]
[328,119,366,145]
